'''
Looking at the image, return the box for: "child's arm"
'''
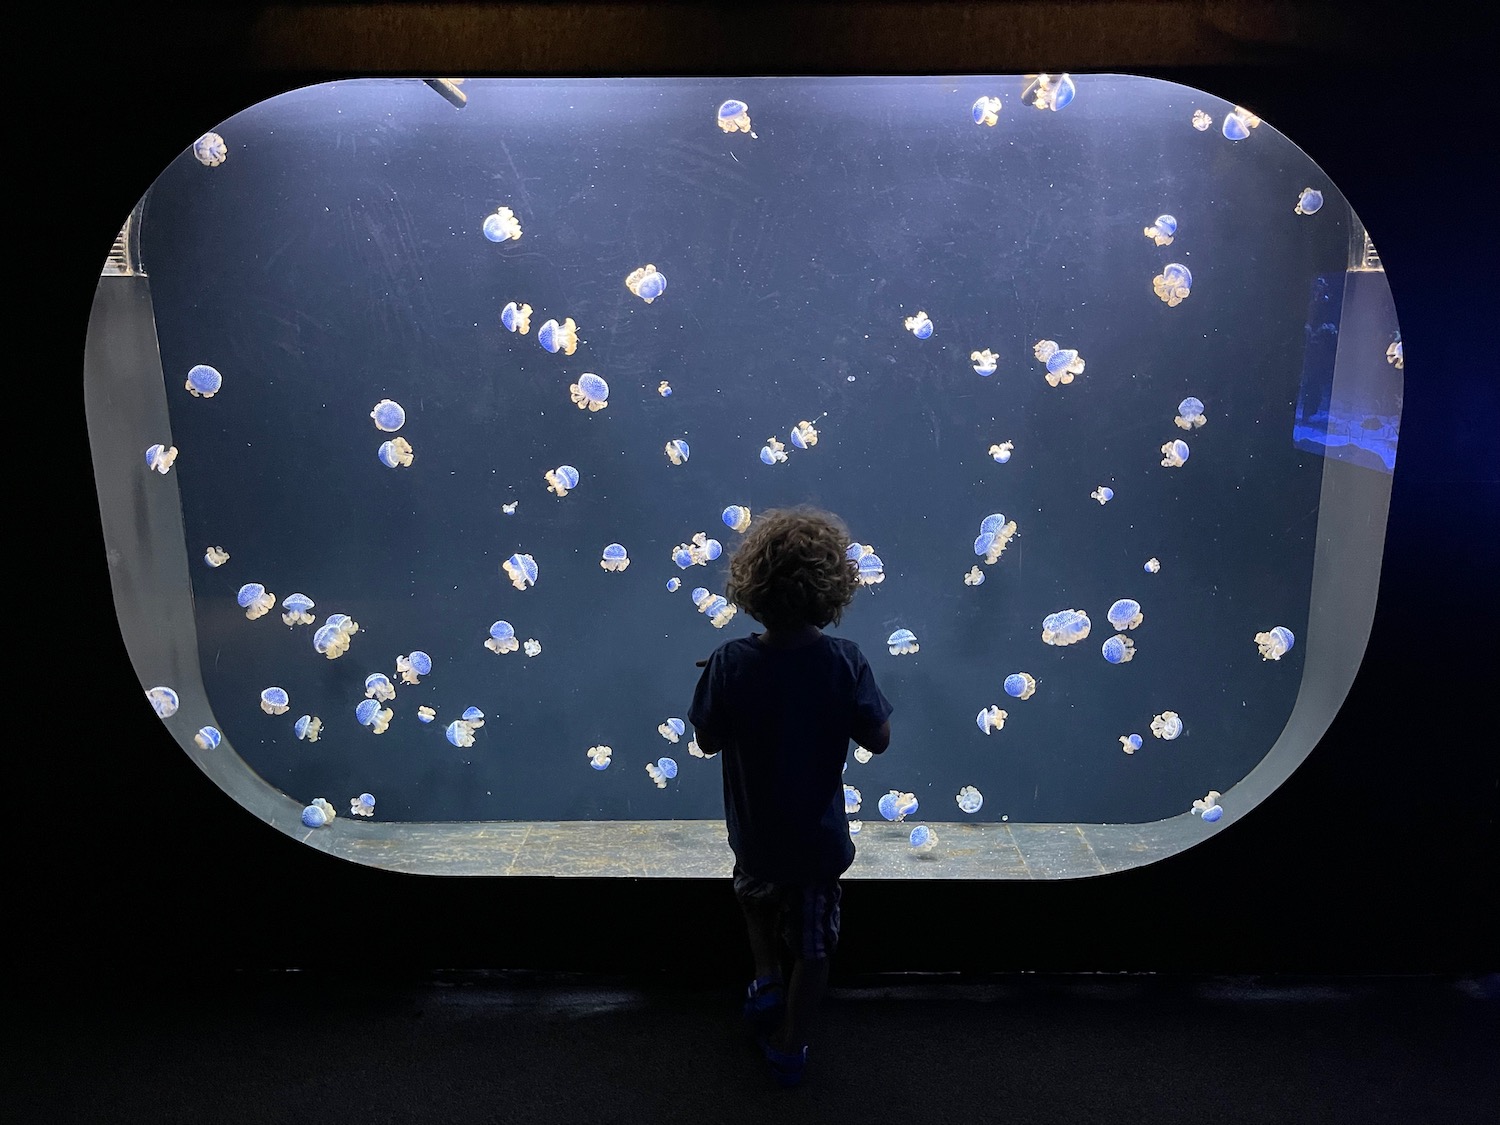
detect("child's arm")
[852,718,891,755]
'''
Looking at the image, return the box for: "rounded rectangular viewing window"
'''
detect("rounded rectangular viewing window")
[86,76,1400,878]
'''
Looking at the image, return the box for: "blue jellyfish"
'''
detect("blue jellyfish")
[1022,73,1076,111]
[979,513,1008,536]
[845,543,866,561]
[571,372,609,412]
[1107,599,1143,631]
[462,706,485,725]
[370,399,406,432]
[1161,439,1191,468]
[1201,804,1224,823]
[364,673,396,701]
[500,301,532,334]
[1143,215,1177,246]
[625,265,667,303]
[504,552,539,590]
[281,593,315,626]
[716,99,752,134]
[887,629,919,655]
[351,793,376,817]
[601,543,630,572]
[666,578,681,592]
[665,439,690,465]
[1295,188,1324,215]
[144,443,177,473]
[722,505,751,532]
[1121,733,1144,754]
[1255,626,1296,661]
[185,364,222,397]
[904,312,934,339]
[1003,672,1036,700]
[194,726,222,751]
[1222,106,1260,140]
[1176,397,1207,429]
[956,786,983,814]
[1101,635,1136,664]
[1091,486,1115,505]
[909,825,937,851]
[972,95,1002,126]
[482,206,522,242]
[1041,609,1092,646]
[672,545,695,569]
[355,699,382,726]
[844,784,862,814]
[145,686,179,719]
[313,622,342,656]
[856,553,885,585]
[486,620,518,654]
[877,790,919,821]
[545,464,580,496]
[397,650,433,684]
[192,132,227,166]
[293,714,321,741]
[536,317,578,355]
[1153,264,1193,307]
[378,437,415,468]
[260,687,289,715]
[301,804,329,829]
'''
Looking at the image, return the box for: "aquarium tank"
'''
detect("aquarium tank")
[85,75,1401,878]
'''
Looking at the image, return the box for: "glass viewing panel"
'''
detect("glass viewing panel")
[85,76,1400,877]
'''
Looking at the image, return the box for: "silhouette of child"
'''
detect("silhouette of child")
[688,507,893,1087]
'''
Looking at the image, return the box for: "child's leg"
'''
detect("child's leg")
[739,895,785,985]
[769,880,841,1053]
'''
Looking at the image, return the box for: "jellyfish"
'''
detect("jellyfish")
[500,301,532,334]
[204,546,230,567]
[848,820,863,835]
[976,705,1008,734]
[687,738,706,758]
[1022,72,1076,111]
[364,673,396,702]
[1221,105,1261,140]
[690,532,722,565]
[964,565,985,586]
[145,686,179,719]
[1254,626,1296,661]
[974,519,1019,565]
[523,638,542,657]
[1107,599,1144,631]
[417,706,436,723]
[722,505,752,533]
[1175,397,1207,429]
[878,790,919,822]
[846,543,866,561]
[971,349,999,376]
[1120,733,1143,755]
[462,707,485,727]
[853,746,874,764]
[1143,215,1177,247]
[396,650,433,685]
[260,687,290,716]
[351,793,376,817]
[844,784,862,814]
[485,620,519,654]
[691,587,738,628]
[790,419,820,449]
[1101,635,1136,664]
[188,726,219,753]
[1041,609,1092,646]
[1191,109,1213,131]
[658,381,673,396]
[570,373,610,412]
[1193,791,1224,821]
[504,552,538,590]
[971,95,1002,126]
[1295,188,1324,215]
[1033,340,1085,386]
[600,543,630,572]
[145,444,178,474]
[537,317,579,355]
[1160,439,1190,468]
[445,719,476,748]
[544,465,580,497]
[716,99,753,134]
[904,312,934,339]
[887,628,919,656]
[191,131,227,166]
[370,399,406,432]
[294,715,323,742]
[1153,263,1193,307]
[664,439,690,465]
[279,593,315,627]
[502,502,518,515]
[989,441,1013,463]
[856,553,885,586]
[909,825,939,852]
[625,265,667,303]
[354,699,392,734]
[1386,339,1403,370]
[313,614,358,660]
[588,745,613,770]
[760,437,787,465]
[1144,557,1161,573]
[482,205,523,242]
[659,717,686,743]
[301,798,337,829]
[1091,486,1114,505]
[646,757,679,788]
[666,578,681,593]
[1003,672,1036,700]
[956,786,983,814]
[1151,711,1183,740]
[378,437,415,468]
[185,364,222,397]
[237,583,275,621]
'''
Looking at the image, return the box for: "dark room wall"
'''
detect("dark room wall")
[21,2,1496,975]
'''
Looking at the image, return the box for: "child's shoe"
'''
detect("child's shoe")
[742,976,784,1031]
[759,1036,809,1088]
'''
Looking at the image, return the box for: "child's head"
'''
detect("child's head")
[725,507,859,630]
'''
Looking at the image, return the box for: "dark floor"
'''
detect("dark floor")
[6,971,1496,1125]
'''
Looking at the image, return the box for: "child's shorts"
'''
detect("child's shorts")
[732,864,842,961]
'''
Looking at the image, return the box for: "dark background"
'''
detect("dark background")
[20,2,1496,975]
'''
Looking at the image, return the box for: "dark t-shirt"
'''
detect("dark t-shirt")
[688,633,893,884]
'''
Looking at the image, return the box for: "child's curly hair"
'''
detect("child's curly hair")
[725,507,860,629]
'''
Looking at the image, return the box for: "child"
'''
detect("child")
[687,507,893,1087]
